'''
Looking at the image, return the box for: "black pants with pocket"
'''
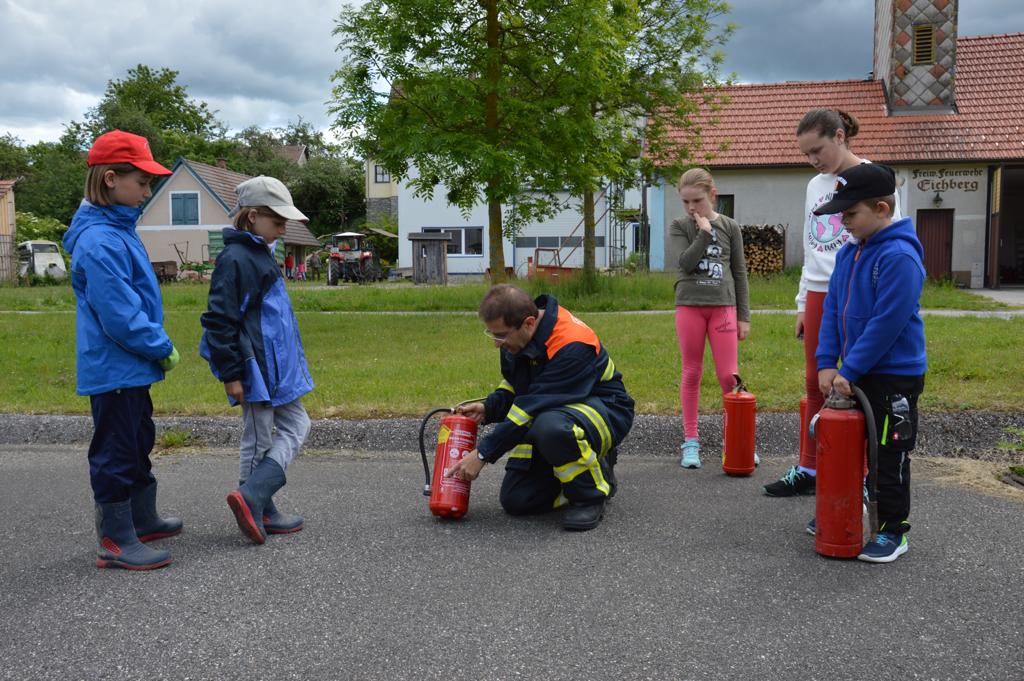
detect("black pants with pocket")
[855,373,925,535]
[498,404,617,515]
[87,387,157,503]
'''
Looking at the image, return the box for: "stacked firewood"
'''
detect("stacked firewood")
[741,224,786,275]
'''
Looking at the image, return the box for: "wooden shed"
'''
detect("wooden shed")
[407,232,452,285]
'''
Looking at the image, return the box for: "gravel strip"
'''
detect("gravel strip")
[2,411,1022,463]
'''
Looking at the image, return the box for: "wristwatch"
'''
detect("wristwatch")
[477,451,488,463]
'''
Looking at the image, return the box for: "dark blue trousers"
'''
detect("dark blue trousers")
[88,387,157,503]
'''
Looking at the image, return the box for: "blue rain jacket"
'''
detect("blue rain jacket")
[200,228,314,406]
[817,216,928,382]
[63,200,173,395]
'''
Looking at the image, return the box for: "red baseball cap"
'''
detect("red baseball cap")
[87,130,172,176]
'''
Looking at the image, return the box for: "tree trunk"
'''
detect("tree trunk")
[484,0,505,281]
[583,187,596,274]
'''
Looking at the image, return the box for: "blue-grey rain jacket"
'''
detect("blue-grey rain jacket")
[200,228,313,406]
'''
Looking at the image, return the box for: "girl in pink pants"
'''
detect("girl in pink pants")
[667,168,751,468]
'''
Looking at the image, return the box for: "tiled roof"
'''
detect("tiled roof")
[661,33,1024,168]
[178,159,321,247]
[272,144,308,164]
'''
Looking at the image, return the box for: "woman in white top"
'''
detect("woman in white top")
[764,108,901,498]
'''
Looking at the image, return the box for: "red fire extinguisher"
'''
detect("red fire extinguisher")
[810,387,879,558]
[418,408,478,519]
[722,374,757,476]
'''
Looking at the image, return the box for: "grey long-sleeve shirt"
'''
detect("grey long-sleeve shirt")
[667,214,750,322]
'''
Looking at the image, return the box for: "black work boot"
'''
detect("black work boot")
[563,499,605,531]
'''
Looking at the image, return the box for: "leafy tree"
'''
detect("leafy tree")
[331,0,629,279]
[14,211,67,243]
[0,133,30,180]
[75,65,225,161]
[557,0,733,274]
[15,132,87,225]
[288,155,365,238]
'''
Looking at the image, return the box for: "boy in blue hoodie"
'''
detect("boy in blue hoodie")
[64,130,182,570]
[813,163,927,564]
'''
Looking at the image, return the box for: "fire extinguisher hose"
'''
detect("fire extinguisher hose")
[418,408,453,496]
[850,385,879,542]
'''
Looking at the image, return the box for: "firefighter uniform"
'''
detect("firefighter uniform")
[476,295,635,513]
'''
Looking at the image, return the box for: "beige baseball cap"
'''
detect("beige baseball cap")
[233,176,309,223]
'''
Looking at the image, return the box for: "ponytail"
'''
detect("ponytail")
[796,108,859,145]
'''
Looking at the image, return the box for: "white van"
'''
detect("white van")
[17,240,68,279]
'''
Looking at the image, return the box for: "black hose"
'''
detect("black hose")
[418,408,454,496]
[850,385,879,541]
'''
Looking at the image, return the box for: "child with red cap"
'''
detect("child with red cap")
[63,130,183,570]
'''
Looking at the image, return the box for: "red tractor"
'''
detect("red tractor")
[326,232,385,285]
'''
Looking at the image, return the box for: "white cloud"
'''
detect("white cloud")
[1,0,1022,146]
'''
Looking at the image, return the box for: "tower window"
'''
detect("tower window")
[913,24,936,64]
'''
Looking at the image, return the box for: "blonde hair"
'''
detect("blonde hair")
[84,163,138,205]
[233,206,279,232]
[677,167,716,195]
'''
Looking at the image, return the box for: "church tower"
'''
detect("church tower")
[874,0,959,113]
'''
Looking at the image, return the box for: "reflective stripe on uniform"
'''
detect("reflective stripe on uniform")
[497,379,515,394]
[552,425,610,495]
[600,357,616,382]
[509,443,533,460]
[565,402,611,456]
[508,404,532,426]
[552,492,569,509]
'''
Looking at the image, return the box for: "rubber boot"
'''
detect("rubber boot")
[131,481,183,542]
[226,458,286,544]
[239,479,304,535]
[262,497,304,535]
[95,501,172,570]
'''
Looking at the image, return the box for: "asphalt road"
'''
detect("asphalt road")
[1,445,1021,681]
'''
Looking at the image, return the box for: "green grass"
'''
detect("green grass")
[1,310,1020,417]
[0,270,1009,312]
[156,429,191,449]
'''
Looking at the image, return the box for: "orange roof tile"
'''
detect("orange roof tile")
[660,33,1024,168]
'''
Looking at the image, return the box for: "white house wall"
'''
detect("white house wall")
[397,169,610,274]
[653,165,989,287]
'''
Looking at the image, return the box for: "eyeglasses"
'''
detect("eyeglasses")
[483,328,512,343]
[483,318,529,344]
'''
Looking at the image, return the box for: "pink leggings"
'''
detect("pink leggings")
[675,305,739,439]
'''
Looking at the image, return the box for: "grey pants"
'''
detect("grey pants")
[239,399,311,482]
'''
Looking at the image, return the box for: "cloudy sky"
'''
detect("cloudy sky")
[2,0,1022,146]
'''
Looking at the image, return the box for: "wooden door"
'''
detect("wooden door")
[916,209,953,280]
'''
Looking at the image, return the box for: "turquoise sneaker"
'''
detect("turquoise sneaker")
[680,439,701,469]
[858,532,908,563]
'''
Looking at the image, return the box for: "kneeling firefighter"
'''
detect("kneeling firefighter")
[446,284,635,531]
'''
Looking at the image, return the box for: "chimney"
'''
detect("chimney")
[216,157,228,169]
[874,0,958,114]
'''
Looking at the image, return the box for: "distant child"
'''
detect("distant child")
[63,130,182,570]
[296,258,307,281]
[813,163,926,563]
[765,108,903,497]
[284,253,295,279]
[200,176,314,544]
[667,168,751,468]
